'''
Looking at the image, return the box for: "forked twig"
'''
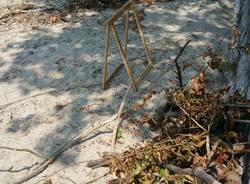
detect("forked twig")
[173,38,193,88]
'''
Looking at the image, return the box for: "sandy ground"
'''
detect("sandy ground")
[0,0,233,183]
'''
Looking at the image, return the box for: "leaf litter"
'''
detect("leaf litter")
[101,48,250,184]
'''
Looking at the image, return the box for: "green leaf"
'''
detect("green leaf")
[116,128,122,140]
[133,163,142,176]
[159,168,169,177]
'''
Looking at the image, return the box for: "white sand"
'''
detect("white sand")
[0,0,233,183]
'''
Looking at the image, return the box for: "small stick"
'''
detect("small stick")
[145,37,192,90]
[226,103,250,108]
[111,84,132,152]
[34,160,90,184]
[0,146,46,159]
[164,164,221,184]
[233,119,250,124]
[206,135,210,157]
[173,97,207,131]
[173,38,193,88]
[207,140,220,166]
[0,162,38,173]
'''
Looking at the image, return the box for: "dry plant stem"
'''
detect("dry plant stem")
[145,37,192,90]
[11,85,130,184]
[0,84,98,110]
[164,164,221,184]
[111,84,132,152]
[0,162,38,173]
[173,38,192,88]
[206,135,210,157]
[0,146,46,159]
[226,103,250,108]
[11,115,117,184]
[34,160,90,184]
[173,97,207,131]
[207,140,220,165]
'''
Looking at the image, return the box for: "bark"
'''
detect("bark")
[227,0,250,99]
[226,1,250,183]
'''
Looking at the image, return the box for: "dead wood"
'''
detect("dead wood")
[86,159,109,169]
[164,164,222,184]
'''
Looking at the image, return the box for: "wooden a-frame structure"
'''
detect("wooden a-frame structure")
[102,0,153,91]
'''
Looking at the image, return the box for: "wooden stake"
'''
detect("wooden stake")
[102,25,110,89]
[110,24,137,90]
[132,6,153,65]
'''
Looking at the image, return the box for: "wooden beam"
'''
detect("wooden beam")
[135,64,153,86]
[106,0,134,25]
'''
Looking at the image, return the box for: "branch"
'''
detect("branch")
[164,164,221,184]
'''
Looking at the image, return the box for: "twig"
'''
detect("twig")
[0,84,98,110]
[111,84,132,152]
[10,116,116,184]
[206,135,210,157]
[10,85,129,184]
[87,159,109,169]
[173,38,193,88]
[233,119,250,124]
[0,146,46,159]
[34,160,90,184]
[164,164,221,184]
[207,140,220,166]
[173,97,207,131]
[226,103,250,108]
[0,162,38,173]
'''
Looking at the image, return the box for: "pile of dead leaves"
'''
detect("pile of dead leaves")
[0,9,63,26]
[103,76,250,183]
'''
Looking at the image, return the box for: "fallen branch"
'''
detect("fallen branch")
[10,85,129,184]
[164,164,221,184]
